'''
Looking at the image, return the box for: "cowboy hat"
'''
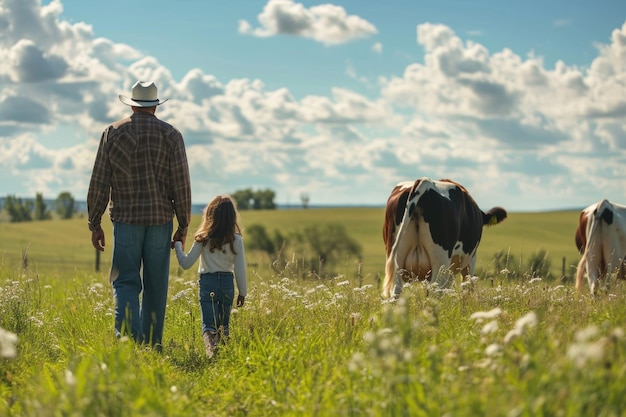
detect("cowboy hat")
[119,81,169,107]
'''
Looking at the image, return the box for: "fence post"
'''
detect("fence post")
[95,249,100,272]
[561,257,566,280]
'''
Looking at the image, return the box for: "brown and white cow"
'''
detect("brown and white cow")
[382,178,507,298]
[575,199,626,295]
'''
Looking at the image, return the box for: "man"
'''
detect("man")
[87,81,191,350]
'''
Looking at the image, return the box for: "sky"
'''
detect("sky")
[1,0,625,212]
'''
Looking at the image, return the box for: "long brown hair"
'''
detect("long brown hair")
[194,195,242,253]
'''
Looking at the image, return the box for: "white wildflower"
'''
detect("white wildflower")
[353,284,373,292]
[574,325,599,342]
[485,343,501,357]
[567,330,608,369]
[29,316,44,328]
[336,280,350,286]
[504,311,537,344]
[363,331,375,344]
[65,369,76,386]
[460,280,472,288]
[0,328,18,358]
[470,308,503,323]
[481,320,499,335]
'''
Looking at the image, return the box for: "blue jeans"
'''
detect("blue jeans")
[110,221,172,347]
[199,272,235,336]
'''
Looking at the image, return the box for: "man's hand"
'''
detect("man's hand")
[91,227,105,251]
[236,295,245,307]
[171,228,187,249]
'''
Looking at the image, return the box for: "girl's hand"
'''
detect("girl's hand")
[236,295,245,307]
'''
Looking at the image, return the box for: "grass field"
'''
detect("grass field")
[3,208,625,416]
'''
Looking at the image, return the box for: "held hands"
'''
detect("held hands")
[171,227,187,249]
[236,295,245,307]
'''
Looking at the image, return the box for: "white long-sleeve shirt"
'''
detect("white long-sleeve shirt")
[174,234,247,297]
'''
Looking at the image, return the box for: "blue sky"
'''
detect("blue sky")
[1,0,625,211]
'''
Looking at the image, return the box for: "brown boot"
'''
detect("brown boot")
[203,331,219,358]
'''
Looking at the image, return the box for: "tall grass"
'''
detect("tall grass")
[2,254,626,416]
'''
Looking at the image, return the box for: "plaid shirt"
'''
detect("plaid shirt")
[87,112,191,232]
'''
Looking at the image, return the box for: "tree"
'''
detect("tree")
[253,189,276,210]
[232,188,254,210]
[245,224,286,271]
[232,188,276,210]
[4,195,32,222]
[33,192,51,220]
[245,224,276,256]
[56,191,75,219]
[300,193,310,209]
[289,224,362,277]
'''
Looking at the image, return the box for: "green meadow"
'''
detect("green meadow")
[2,208,625,416]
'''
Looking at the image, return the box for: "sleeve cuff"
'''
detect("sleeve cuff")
[88,221,101,232]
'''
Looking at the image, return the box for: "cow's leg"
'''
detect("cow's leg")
[428,248,453,288]
[587,261,599,295]
[603,246,621,293]
[433,265,454,288]
[463,254,477,282]
[394,270,404,297]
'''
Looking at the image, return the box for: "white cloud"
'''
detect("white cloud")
[372,42,383,54]
[239,0,377,46]
[6,39,68,82]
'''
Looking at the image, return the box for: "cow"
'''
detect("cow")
[382,178,507,298]
[575,199,626,295]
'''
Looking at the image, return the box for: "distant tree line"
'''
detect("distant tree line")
[2,192,76,222]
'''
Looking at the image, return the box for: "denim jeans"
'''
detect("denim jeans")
[199,272,235,336]
[111,221,172,347]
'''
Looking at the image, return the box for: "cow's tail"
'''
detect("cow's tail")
[577,202,607,293]
[382,183,424,298]
[575,255,586,292]
[382,250,397,299]
[483,207,507,225]
[383,205,413,298]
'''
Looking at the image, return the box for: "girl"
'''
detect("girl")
[174,195,247,358]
